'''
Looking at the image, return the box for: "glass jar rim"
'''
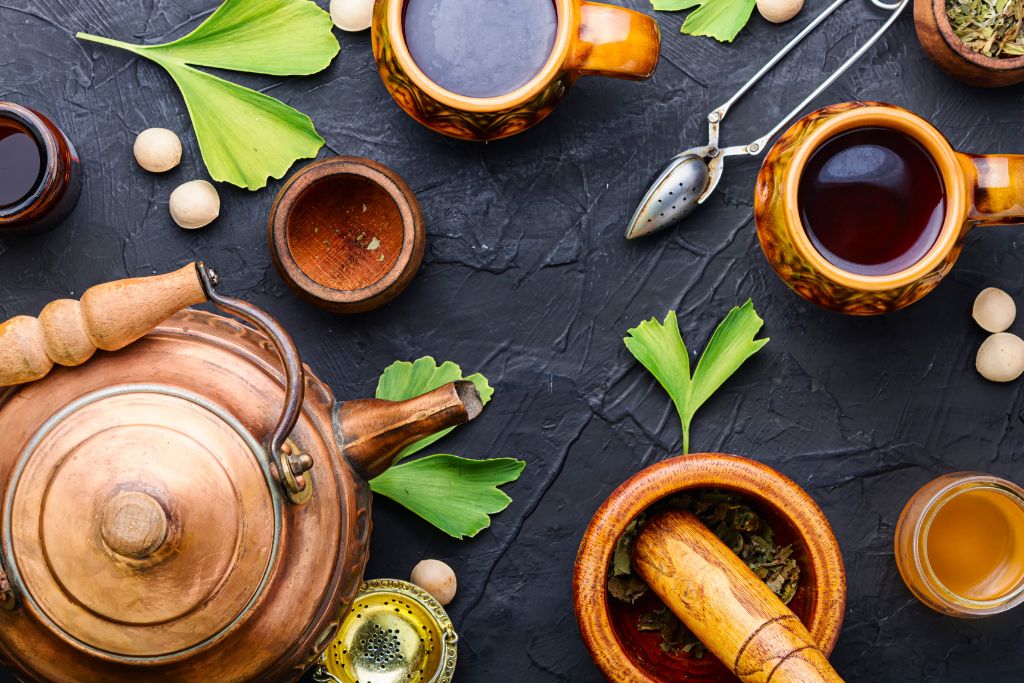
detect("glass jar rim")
[0,105,57,220]
[912,474,1024,613]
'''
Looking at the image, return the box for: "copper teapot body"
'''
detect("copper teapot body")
[0,264,479,681]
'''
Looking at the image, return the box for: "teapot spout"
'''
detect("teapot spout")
[337,381,483,480]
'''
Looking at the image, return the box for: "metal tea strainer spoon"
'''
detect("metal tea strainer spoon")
[626,0,909,240]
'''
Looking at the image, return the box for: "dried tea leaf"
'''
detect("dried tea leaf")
[946,0,1024,58]
[612,518,644,576]
[608,575,648,603]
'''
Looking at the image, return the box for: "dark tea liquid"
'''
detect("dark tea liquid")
[798,127,946,276]
[0,117,42,209]
[403,0,557,98]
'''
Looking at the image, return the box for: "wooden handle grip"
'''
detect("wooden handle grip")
[633,510,844,683]
[0,264,207,387]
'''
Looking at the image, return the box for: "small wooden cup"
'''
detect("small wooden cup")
[915,0,1024,87]
[268,157,425,313]
[574,453,846,683]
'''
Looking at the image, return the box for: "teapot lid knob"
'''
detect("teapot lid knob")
[99,491,168,560]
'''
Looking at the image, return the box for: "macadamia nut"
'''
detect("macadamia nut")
[169,180,220,229]
[330,0,374,32]
[411,559,457,605]
[757,0,804,23]
[976,332,1024,382]
[973,287,1016,333]
[134,128,182,173]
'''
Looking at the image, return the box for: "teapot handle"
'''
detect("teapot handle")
[0,263,313,504]
[0,263,208,387]
[194,266,313,504]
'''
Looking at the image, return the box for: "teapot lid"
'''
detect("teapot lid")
[2,382,282,661]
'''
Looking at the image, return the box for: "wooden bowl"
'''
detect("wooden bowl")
[268,157,425,313]
[574,453,846,683]
[915,0,1024,86]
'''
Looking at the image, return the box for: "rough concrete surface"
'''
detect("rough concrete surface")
[2,0,1024,681]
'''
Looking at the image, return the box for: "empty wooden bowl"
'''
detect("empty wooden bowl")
[574,453,846,683]
[268,157,425,313]
[915,0,1024,86]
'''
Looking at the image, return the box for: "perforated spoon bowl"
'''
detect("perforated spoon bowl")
[625,0,909,240]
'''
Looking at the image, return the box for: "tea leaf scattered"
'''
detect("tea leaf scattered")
[608,491,799,656]
[77,0,340,190]
[624,300,768,454]
[652,0,757,43]
[369,357,520,539]
[946,0,1024,58]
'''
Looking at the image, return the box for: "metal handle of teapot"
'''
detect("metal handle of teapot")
[195,264,314,505]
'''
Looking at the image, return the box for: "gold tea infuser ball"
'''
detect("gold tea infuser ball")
[973,287,1016,333]
[314,579,457,683]
[977,332,1024,382]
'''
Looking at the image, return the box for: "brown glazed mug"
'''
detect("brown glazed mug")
[371,0,660,141]
[755,101,1024,315]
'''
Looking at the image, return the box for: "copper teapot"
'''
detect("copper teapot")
[0,263,481,682]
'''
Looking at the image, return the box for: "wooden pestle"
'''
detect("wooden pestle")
[632,510,844,683]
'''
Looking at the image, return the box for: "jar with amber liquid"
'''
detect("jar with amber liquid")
[895,473,1024,617]
[0,101,81,235]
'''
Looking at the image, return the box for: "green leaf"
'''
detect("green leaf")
[624,300,768,454]
[376,357,494,463]
[681,0,756,42]
[651,0,756,43]
[370,455,525,539]
[690,300,770,415]
[652,0,702,9]
[76,0,339,189]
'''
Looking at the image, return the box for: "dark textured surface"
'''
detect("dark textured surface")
[2,0,1024,681]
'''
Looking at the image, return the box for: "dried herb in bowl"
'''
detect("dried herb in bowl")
[946,0,1024,58]
[608,491,800,657]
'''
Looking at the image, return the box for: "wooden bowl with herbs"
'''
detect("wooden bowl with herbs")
[573,453,846,682]
[916,0,1024,86]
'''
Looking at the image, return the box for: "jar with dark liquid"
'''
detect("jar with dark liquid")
[0,102,82,235]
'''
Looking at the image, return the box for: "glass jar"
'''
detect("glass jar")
[0,102,82,235]
[895,472,1024,617]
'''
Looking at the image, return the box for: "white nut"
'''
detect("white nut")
[756,0,804,23]
[169,180,220,230]
[973,287,1016,333]
[330,0,374,31]
[133,128,182,173]
[410,559,457,606]
[976,332,1024,382]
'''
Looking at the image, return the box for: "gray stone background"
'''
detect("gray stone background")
[2,0,1023,680]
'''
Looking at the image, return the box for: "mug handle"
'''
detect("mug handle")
[960,153,1024,227]
[571,3,660,80]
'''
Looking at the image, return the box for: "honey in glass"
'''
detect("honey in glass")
[895,473,1024,617]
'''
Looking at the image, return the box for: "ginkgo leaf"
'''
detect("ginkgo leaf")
[370,455,525,539]
[76,0,339,190]
[376,357,494,464]
[625,300,768,454]
[651,0,757,43]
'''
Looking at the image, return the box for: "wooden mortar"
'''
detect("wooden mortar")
[574,454,846,683]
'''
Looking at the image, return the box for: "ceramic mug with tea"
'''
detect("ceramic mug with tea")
[755,101,1024,315]
[371,0,660,141]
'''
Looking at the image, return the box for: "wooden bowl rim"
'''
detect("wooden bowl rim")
[573,453,847,683]
[930,0,1024,71]
[268,156,425,311]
